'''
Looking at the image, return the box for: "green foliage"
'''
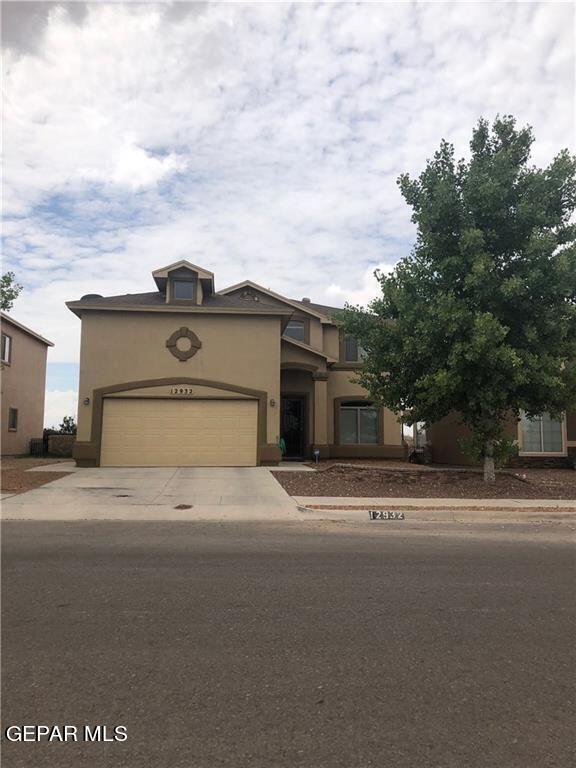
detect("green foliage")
[342,116,576,457]
[58,416,77,435]
[0,272,23,311]
[459,434,518,468]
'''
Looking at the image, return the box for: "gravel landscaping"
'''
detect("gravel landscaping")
[272,463,576,500]
[1,457,70,495]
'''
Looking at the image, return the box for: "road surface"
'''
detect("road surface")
[2,519,574,767]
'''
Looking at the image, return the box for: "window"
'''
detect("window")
[340,401,378,444]
[1,333,12,364]
[285,320,306,342]
[520,412,563,453]
[8,408,18,431]
[343,335,366,362]
[172,280,195,300]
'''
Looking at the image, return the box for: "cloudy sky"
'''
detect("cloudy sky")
[3,1,574,427]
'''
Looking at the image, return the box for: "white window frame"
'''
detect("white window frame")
[1,332,12,364]
[518,411,567,456]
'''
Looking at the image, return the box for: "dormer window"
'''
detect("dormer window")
[172,280,196,300]
[152,261,214,306]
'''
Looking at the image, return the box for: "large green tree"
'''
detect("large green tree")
[342,116,576,481]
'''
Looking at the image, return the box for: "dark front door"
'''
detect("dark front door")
[281,396,306,459]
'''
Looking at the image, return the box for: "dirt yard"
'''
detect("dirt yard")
[273,463,576,500]
[1,457,71,495]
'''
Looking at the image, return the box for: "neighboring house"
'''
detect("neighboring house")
[427,410,576,468]
[66,261,404,467]
[1,312,54,455]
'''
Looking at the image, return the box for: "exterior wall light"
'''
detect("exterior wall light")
[270,398,276,407]
[83,397,90,405]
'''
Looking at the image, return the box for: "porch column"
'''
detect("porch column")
[312,372,329,458]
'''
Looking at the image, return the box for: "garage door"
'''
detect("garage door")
[100,398,258,467]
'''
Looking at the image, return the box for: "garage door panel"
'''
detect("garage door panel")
[100,399,258,466]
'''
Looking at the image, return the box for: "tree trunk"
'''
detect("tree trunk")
[483,440,496,483]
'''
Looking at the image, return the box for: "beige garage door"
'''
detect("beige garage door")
[100,398,258,467]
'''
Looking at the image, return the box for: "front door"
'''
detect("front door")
[280,396,306,459]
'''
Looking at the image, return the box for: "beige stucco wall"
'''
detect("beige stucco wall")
[281,341,326,371]
[308,317,323,351]
[76,312,281,444]
[428,412,519,465]
[106,384,254,399]
[1,320,49,454]
[323,326,340,360]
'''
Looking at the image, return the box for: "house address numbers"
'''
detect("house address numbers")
[170,387,194,395]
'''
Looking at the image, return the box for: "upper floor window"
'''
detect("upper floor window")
[344,335,366,363]
[285,320,306,342]
[8,408,18,431]
[172,280,195,300]
[520,411,564,453]
[340,401,378,444]
[1,333,12,364]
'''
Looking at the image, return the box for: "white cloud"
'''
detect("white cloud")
[44,389,78,429]
[2,2,574,361]
[326,262,395,308]
[80,140,187,189]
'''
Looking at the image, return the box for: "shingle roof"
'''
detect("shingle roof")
[68,289,344,320]
[290,299,343,319]
[68,291,294,313]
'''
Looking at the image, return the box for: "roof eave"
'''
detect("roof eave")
[0,312,54,346]
[281,336,337,362]
[65,301,293,318]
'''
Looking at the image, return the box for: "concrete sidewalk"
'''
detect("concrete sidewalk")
[294,496,576,510]
[295,495,576,525]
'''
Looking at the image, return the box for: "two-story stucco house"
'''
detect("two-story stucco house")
[67,261,404,467]
[1,312,54,455]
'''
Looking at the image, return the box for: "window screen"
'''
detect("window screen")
[173,280,195,299]
[285,320,306,342]
[520,412,563,453]
[340,402,378,444]
[8,408,18,431]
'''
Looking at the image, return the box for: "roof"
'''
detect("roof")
[218,280,340,322]
[151,260,214,280]
[281,336,338,362]
[1,312,54,347]
[290,299,343,319]
[66,275,345,322]
[66,290,295,318]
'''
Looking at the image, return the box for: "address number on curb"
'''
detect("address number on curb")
[369,510,405,521]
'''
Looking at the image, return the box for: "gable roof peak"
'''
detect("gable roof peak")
[152,260,214,280]
[217,279,331,321]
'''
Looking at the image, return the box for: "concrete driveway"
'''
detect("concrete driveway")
[1,467,300,521]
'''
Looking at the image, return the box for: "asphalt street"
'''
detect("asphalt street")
[1,519,575,768]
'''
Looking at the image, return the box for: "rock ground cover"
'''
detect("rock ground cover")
[273,463,576,500]
[1,457,70,494]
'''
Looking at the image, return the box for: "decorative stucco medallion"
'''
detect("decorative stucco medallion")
[166,327,202,362]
